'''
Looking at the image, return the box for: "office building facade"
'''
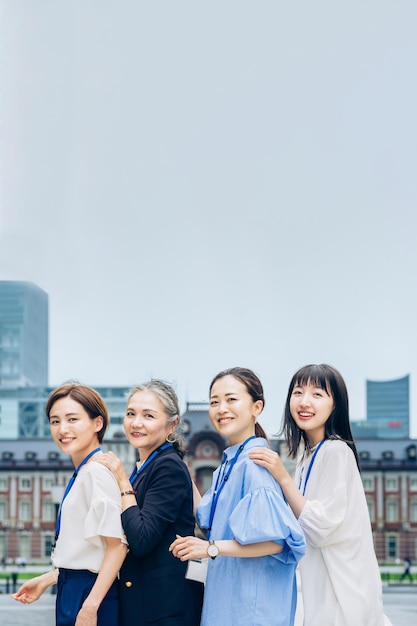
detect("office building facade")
[352,374,410,439]
[0,281,48,388]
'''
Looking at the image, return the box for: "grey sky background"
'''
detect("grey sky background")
[1,1,416,437]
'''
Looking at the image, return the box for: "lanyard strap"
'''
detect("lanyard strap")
[54,447,101,544]
[298,438,326,496]
[129,442,173,485]
[206,435,256,539]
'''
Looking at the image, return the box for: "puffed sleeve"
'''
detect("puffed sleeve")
[298,442,352,548]
[229,487,305,564]
[82,463,127,547]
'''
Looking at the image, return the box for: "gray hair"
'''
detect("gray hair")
[128,379,186,456]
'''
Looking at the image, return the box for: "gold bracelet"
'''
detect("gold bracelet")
[121,489,137,496]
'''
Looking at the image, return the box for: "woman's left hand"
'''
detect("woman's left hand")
[95,451,129,487]
[75,605,97,626]
[169,535,209,561]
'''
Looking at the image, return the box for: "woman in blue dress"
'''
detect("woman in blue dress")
[170,367,305,626]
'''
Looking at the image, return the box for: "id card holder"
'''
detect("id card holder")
[185,558,208,584]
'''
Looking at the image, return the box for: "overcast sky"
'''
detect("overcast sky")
[1,1,416,437]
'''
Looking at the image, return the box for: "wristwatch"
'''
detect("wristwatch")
[207,540,219,559]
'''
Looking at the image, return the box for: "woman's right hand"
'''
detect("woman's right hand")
[95,451,130,488]
[249,448,305,518]
[169,535,209,561]
[248,447,289,484]
[12,571,56,604]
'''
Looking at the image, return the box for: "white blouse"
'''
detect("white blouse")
[296,439,389,626]
[52,461,126,573]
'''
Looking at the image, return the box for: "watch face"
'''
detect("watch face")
[208,543,219,557]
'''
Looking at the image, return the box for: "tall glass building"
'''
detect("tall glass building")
[352,374,410,438]
[0,281,48,388]
[366,374,409,437]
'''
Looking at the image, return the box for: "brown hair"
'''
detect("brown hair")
[45,382,109,443]
[209,367,268,441]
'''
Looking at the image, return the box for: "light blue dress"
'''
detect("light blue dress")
[197,437,305,626]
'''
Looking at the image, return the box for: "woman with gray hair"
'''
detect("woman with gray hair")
[97,379,203,626]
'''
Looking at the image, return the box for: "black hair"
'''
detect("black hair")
[209,367,268,441]
[281,364,359,468]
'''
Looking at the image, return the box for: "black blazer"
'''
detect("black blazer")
[119,446,203,626]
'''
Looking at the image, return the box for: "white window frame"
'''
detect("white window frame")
[385,475,398,491]
[362,476,374,491]
[386,498,399,522]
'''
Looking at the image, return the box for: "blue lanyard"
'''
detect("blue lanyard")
[298,438,326,496]
[206,435,256,539]
[129,442,173,485]
[54,447,101,545]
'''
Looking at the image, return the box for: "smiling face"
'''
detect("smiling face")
[49,396,103,466]
[123,390,176,461]
[209,375,263,446]
[289,382,334,447]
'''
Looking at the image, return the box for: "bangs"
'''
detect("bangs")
[292,364,332,395]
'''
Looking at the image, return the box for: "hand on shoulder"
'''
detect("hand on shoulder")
[248,447,289,483]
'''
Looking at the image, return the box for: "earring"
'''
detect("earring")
[166,432,177,443]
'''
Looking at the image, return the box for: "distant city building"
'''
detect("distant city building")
[367,374,409,434]
[356,438,417,562]
[351,374,410,439]
[181,402,226,494]
[0,281,48,388]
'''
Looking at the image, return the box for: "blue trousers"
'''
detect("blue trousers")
[56,568,120,626]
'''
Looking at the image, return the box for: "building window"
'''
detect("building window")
[196,468,215,495]
[19,403,41,437]
[18,534,30,559]
[43,478,54,489]
[20,477,31,490]
[201,444,214,457]
[385,476,398,491]
[362,477,374,491]
[386,535,398,559]
[19,500,31,521]
[366,497,375,522]
[410,499,417,523]
[0,532,6,559]
[410,477,417,491]
[44,534,54,558]
[42,501,55,522]
[0,478,8,491]
[0,500,7,520]
[386,499,398,522]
